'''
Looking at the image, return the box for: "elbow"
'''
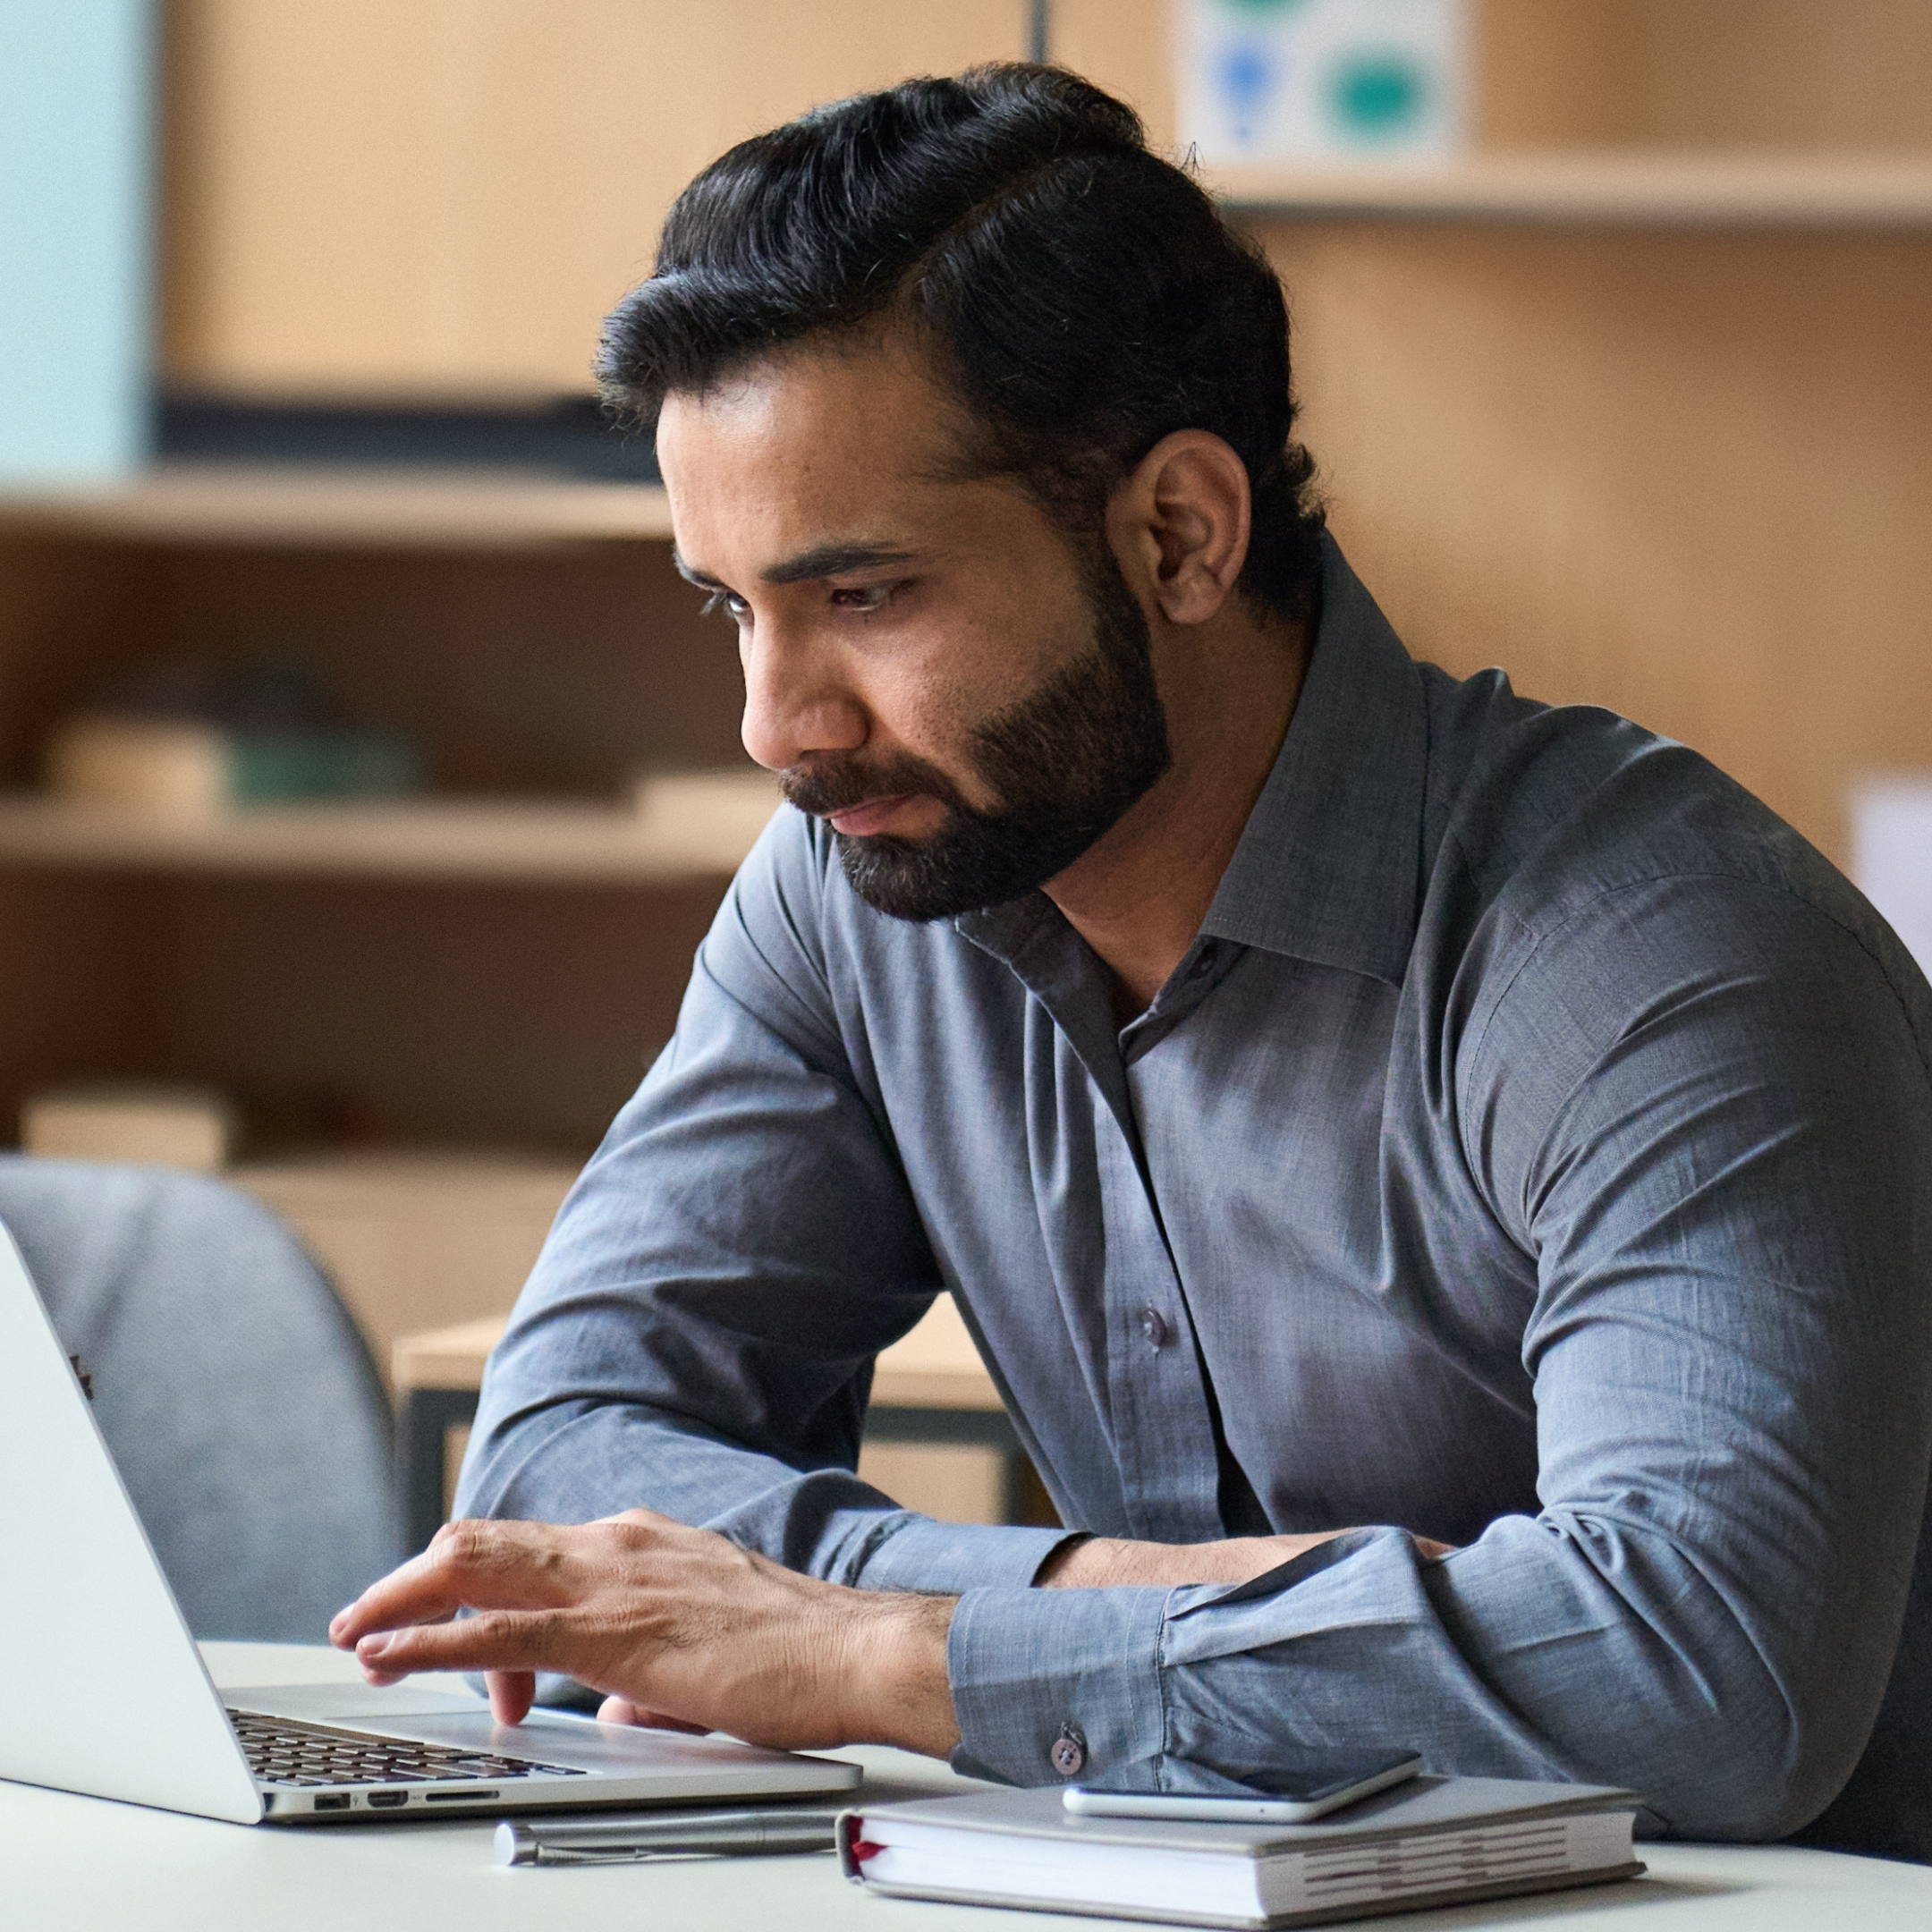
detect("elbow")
[1609,1669,1860,1843]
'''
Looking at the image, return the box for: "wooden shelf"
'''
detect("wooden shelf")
[0,794,767,885]
[1207,150,1932,230]
[0,464,674,550]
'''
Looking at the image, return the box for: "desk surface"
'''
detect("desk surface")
[6,1645,1927,1932]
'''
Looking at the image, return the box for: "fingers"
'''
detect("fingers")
[488,1670,537,1726]
[352,1605,578,1681]
[331,1518,586,1649]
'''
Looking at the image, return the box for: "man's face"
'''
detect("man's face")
[655,334,1170,919]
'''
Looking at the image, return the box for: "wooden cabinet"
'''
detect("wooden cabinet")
[3,0,1926,1277]
[0,480,736,1154]
[161,0,1039,395]
[1199,0,1932,867]
[0,3,1922,1536]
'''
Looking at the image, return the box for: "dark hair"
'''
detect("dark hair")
[597,64,1325,623]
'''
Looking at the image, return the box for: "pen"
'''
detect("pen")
[496,1805,847,1866]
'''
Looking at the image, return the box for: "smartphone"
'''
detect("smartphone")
[1063,1750,1424,1825]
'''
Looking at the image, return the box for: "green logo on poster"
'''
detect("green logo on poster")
[1330,52,1428,137]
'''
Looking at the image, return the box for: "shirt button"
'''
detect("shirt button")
[1189,942,1219,980]
[1140,1308,1170,1351]
[1050,1724,1087,1777]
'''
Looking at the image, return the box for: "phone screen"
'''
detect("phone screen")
[1064,1749,1424,1825]
[1233,1751,1422,1805]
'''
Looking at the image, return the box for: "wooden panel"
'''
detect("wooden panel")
[238,1153,577,1379]
[0,535,741,799]
[157,0,1932,402]
[1478,1,1932,152]
[162,0,1031,395]
[1208,153,1932,229]
[0,796,773,887]
[1256,218,1932,868]
[1052,0,1174,151]
[0,538,148,783]
[856,1441,1005,1524]
[0,873,155,1140]
[146,876,725,1149]
[392,1299,1004,1408]
[1475,0,1644,150]
[1631,1,1932,153]
[140,539,740,794]
[0,470,674,549]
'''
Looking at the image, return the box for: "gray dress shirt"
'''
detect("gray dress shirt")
[458,539,1932,1860]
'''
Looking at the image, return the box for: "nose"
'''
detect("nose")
[739,623,868,773]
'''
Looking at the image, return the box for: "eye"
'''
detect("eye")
[699,589,750,622]
[830,582,900,614]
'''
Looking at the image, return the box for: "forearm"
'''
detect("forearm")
[459,1390,1070,1592]
[948,1503,1905,1838]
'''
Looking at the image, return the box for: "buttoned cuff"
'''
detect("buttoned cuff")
[945,1583,1171,1786]
[853,1517,1077,1594]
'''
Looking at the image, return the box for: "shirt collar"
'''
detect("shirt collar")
[958,534,1426,990]
[1199,533,1426,986]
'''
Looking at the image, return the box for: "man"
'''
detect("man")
[333,67,1932,1859]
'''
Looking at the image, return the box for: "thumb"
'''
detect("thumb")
[597,1695,708,1734]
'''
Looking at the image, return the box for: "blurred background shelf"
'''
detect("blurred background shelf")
[1,0,1928,1541]
[0,467,674,550]
[1208,151,1932,229]
[0,794,768,884]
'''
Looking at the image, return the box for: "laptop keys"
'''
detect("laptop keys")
[227,1710,589,1787]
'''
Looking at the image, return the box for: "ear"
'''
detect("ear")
[1106,431,1252,627]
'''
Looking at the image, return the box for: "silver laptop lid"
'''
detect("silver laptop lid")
[0,1220,263,1823]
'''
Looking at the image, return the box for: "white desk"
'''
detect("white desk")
[5,1645,1928,1931]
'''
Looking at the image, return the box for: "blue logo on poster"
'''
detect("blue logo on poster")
[1216,40,1284,148]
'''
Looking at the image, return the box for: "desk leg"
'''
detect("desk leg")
[400,1388,481,1556]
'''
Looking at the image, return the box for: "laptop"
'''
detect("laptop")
[0,1220,861,1826]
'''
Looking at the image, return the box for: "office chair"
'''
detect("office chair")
[0,1156,398,1641]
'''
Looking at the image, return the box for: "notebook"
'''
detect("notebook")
[0,1217,860,1825]
[839,1776,1646,1928]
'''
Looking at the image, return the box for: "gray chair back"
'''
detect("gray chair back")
[0,1157,397,1641]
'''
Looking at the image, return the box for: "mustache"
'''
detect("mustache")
[783,754,970,823]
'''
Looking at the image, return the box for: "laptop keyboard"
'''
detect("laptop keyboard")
[227,1709,590,1787]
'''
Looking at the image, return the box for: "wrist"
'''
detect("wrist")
[837,1589,960,1758]
[1038,1535,1199,1588]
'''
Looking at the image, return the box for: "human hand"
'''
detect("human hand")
[326,1509,961,1757]
[1036,1528,1453,1589]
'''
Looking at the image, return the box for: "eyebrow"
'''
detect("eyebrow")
[673,541,918,591]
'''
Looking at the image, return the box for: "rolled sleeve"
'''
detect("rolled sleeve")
[948,1581,1171,1785]
[858,1518,1075,1595]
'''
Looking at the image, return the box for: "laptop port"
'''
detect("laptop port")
[426,1789,496,1802]
[367,1791,409,1808]
[314,1795,352,1812]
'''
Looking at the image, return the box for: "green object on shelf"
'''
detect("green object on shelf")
[230,727,423,804]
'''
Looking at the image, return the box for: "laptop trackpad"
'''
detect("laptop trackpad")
[229,1681,491,1723]
[350,1709,856,1779]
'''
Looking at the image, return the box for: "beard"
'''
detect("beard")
[781,542,1173,922]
